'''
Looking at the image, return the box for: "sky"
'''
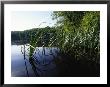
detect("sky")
[11,11,56,31]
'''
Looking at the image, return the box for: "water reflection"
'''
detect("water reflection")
[11,45,59,77]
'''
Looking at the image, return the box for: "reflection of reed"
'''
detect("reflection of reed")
[21,45,40,76]
[29,44,40,76]
[21,44,59,76]
[29,58,39,76]
[22,45,29,77]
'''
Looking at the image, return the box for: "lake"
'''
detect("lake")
[11,45,60,77]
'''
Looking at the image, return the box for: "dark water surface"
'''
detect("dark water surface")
[11,45,100,77]
[11,45,59,77]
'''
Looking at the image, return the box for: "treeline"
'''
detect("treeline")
[11,26,57,46]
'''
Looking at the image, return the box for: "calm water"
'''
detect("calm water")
[11,45,59,77]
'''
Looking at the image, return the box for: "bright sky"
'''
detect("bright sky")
[11,11,56,31]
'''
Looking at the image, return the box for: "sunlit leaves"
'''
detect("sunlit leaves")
[52,11,100,63]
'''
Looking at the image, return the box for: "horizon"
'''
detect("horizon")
[11,26,55,32]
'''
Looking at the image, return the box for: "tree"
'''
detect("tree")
[52,11,100,63]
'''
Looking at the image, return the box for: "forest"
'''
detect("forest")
[11,26,56,46]
[12,11,100,76]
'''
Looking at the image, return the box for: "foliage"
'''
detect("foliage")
[12,11,100,63]
[52,11,100,63]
